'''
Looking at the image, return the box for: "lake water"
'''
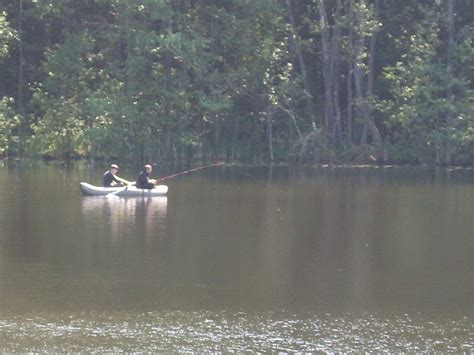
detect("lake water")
[0,162,472,351]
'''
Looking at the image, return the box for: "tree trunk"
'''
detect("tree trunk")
[214,115,221,159]
[367,0,379,99]
[164,54,173,159]
[346,60,353,146]
[354,36,384,161]
[353,0,385,162]
[286,0,316,127]
[231,116,239,162]
[445,0,454,165]
[267,107,274,162]
[318,0,334,140]
[361,0,379,147]
[331,0,343,144]
[17,0,24,154]
[333,73,342,144]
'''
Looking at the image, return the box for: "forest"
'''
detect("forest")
[0,0,473,165]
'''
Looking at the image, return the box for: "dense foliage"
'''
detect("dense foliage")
[1,0,473,164]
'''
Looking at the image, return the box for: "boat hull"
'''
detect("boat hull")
[80,182,168,197]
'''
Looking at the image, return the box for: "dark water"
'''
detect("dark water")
[0,162,472,351]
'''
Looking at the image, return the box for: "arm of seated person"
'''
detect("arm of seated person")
[114,175,134,185]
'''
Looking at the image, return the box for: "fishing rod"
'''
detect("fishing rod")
[106,162,225,197]
[157,162,225,182]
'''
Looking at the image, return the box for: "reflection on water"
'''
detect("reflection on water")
[80,196,168,240]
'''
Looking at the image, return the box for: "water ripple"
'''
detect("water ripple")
[0,311,472,352]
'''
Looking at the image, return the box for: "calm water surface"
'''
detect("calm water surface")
[0,162,472,351]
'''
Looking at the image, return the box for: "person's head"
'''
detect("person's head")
[144,164,152,174]
[110,164,119,173]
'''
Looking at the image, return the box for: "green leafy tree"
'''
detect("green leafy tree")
[0,97,19,156]
[1,0,473,164]
[383,2,474,164]
[0,10,16,58]
[0,10,18,156]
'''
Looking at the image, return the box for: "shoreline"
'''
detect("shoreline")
[2,157,473,171]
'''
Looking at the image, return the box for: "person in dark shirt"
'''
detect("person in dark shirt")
[103,164,131,187]
[136,164,157,189]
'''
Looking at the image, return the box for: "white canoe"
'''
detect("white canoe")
[80,182,168,197]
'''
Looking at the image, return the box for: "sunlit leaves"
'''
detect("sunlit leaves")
[0,11,16,59]
[382,3,474,164]
[0,97,19,154]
